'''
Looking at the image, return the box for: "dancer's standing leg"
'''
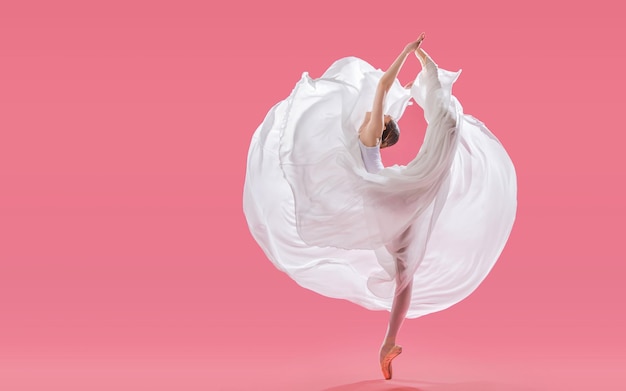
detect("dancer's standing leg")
[379,255,413,379]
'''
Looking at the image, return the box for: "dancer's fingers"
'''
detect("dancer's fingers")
[417,32,425,45]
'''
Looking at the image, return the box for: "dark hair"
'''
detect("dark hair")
[382,119,400,147]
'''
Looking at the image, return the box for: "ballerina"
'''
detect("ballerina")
[243,34,517,380]
[358,34,430,379]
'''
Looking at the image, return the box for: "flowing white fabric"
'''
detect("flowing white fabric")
[243,52,517,318]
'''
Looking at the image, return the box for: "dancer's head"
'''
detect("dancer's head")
[381,115,400,149]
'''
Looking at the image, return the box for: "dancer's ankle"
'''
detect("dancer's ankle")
[382,338,396,347]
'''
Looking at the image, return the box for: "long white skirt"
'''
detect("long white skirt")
[243,52,517,318]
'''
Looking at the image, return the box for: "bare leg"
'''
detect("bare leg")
[383,267,413,346]
[415,47,428,66]
[379,257,413,379]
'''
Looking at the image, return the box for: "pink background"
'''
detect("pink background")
[1,1,624,390]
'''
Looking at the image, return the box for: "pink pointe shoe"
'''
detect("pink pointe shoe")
[380,344,402,380]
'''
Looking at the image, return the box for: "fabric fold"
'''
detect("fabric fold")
[243,53,517,318]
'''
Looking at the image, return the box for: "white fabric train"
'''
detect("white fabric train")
[243,51,517,318]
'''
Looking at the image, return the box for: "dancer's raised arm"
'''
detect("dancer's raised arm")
[360,33,425,147]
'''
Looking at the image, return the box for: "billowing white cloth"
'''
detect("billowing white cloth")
[243,52,517,318]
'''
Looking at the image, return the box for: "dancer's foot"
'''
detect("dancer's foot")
[379,343,402,380]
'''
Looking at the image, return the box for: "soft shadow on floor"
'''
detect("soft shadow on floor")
[322,379,537,391]
[322,379,424,391]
